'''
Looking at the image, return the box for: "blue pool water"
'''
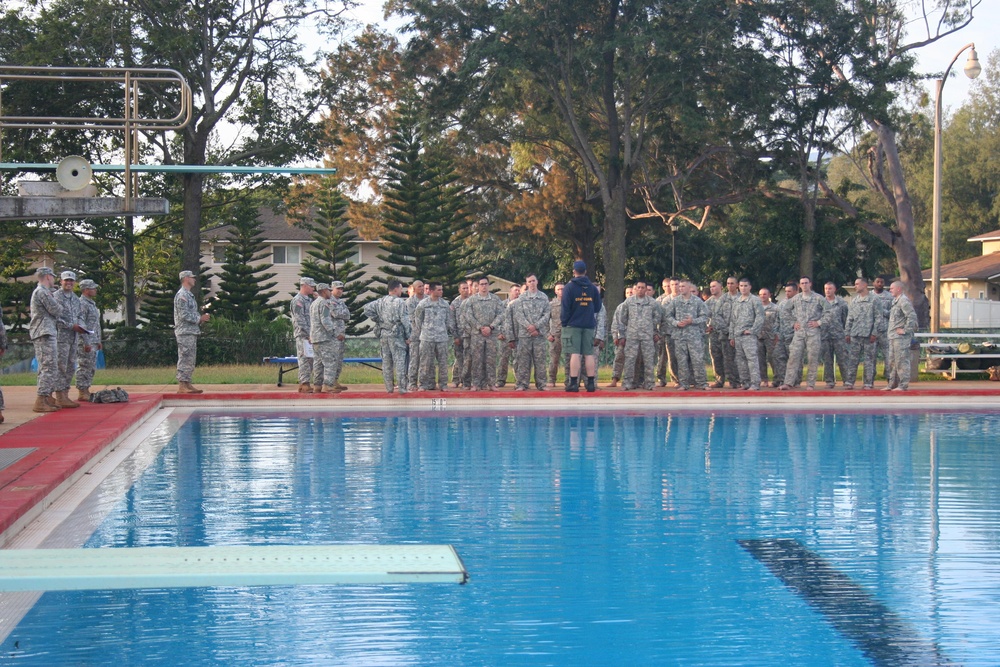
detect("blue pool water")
[3,410,999,665]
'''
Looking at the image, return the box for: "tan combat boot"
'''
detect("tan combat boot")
[321,385,343,394]
[44,394,62,409]
[177,381,204,394]
[334,383,348,391]
[55,390,80,408]
[33,395,58,413]
[77,388,92,402]
[298,383,313,393]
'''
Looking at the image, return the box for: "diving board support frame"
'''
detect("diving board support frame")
[263,356,383,386]
[0,545,468,591]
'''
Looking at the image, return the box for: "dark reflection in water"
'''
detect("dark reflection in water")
[2,410,998,666]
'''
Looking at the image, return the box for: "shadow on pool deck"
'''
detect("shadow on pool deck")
[0,381,998,546]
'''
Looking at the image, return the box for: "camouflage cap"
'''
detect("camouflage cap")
[60,270,77,281]
[330,280,345,289]
[78,279,98,290]
[315,283,331,291]
[300,277,317,287]
[179,270,195,280]
[35,267,55,277]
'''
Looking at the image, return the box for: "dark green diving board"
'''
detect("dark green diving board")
[0,545,468,591]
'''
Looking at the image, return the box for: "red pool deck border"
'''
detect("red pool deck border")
[0,384,998,547]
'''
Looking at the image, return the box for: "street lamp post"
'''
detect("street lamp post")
[670,221,679,276]
[931,44,981,333]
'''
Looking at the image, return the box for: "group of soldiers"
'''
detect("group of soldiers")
[27,267,104,413]
[609,274,918,392]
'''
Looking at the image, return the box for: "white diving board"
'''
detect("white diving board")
[0,545,468,591]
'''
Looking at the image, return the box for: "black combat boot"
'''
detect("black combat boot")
[566,376,580,393]
[585,376,596,393]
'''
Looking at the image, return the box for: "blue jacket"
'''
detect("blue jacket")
[561,276,601,329]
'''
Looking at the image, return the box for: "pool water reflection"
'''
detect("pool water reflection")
[3,410,998,666]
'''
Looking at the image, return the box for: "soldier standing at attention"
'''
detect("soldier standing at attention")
[309,283,340,394]
[728,278,765,390]
[405,280,426,391]
[608,287,631,388]
[512,274,551,391]
[415,282,457,391]
[547,283,570,387]
[843,278,878,390]
[496,284,520,387]
[871,276,893,380]
[656,277,680,387]
[777,282,800,386]
[30,267,62,412]
[75,279,103,402]
[779,277,825,391]
[450,281,472,387]
[820,281,850,388]
[174,270,211,394]
[364,279,410,394]
[462,277,506,391]
[885,281,917,391]
[289,277,318,393]
[706,280,729,388]
[757,288,785,387]
[663,280,709,390]
[618,280,663,391]
[53,271,85,407]
[328,281,351,391]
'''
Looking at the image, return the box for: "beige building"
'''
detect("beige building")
[921,229,1000,327]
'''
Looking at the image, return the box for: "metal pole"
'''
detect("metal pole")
[931,77,943,333]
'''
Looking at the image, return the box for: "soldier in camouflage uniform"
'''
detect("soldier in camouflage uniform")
[53,271,85,407]
[619,280,664,390]
[871,277,893,380]
[779,277,825,390]
[0,306,6,421]
[327,281,352,390]
[405,280,426,391]
[496,285,520,387]
[364,279,411,393]
[512,275,551,391]
[777,282,800,386]
[728,278,765,390]
[663,280,709,390]
[547,283,569,387]
[174,270,211,394]
[415,282,458,390]
[309,283,340,394]
[608,288,632,387]
[75,279,103,401]
[594,288,607,361]
[656,278,680,387]
[843,278,878,390]
[885,281,918,391]
[450,281,472,387]
[706,280,731,388]
[462,278,506,391]
[30,267,62,412]
[757,288,785,387]
[289,277,318,392]
[820,281,850,388]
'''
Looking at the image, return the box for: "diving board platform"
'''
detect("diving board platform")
[0,545,468,591]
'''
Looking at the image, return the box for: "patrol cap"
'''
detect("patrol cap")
[78,279,98,290]
[300,277,317,287]
[35,267,55,277]
[179,270,195,280]
[315,283,331,291]
[330,280,345,289]
[573,260,587,273]
[60,270,77,281]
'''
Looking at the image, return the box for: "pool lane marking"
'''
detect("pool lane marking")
[738,538,951,667]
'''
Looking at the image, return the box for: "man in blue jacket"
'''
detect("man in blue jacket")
[560,260,602,392]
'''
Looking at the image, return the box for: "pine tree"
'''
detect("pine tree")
[212,205,280,322]
[138,270,180,331]
[299,179,373,336]
[376,107,474,300]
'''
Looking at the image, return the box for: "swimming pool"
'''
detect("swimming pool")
[1,408,998,665]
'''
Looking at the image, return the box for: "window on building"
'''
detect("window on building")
[964,290,969,299]
[980,291,985,300]
[213,245,226,263]
[273,245,301,264]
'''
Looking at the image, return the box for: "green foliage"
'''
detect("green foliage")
[298,179,374,335]
[211,204,281,322]
[0,279,35,334]
[376,106,475,300]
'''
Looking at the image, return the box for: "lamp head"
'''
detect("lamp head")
[964,47,982,80]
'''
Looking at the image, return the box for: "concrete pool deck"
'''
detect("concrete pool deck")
[0,381,998,546]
